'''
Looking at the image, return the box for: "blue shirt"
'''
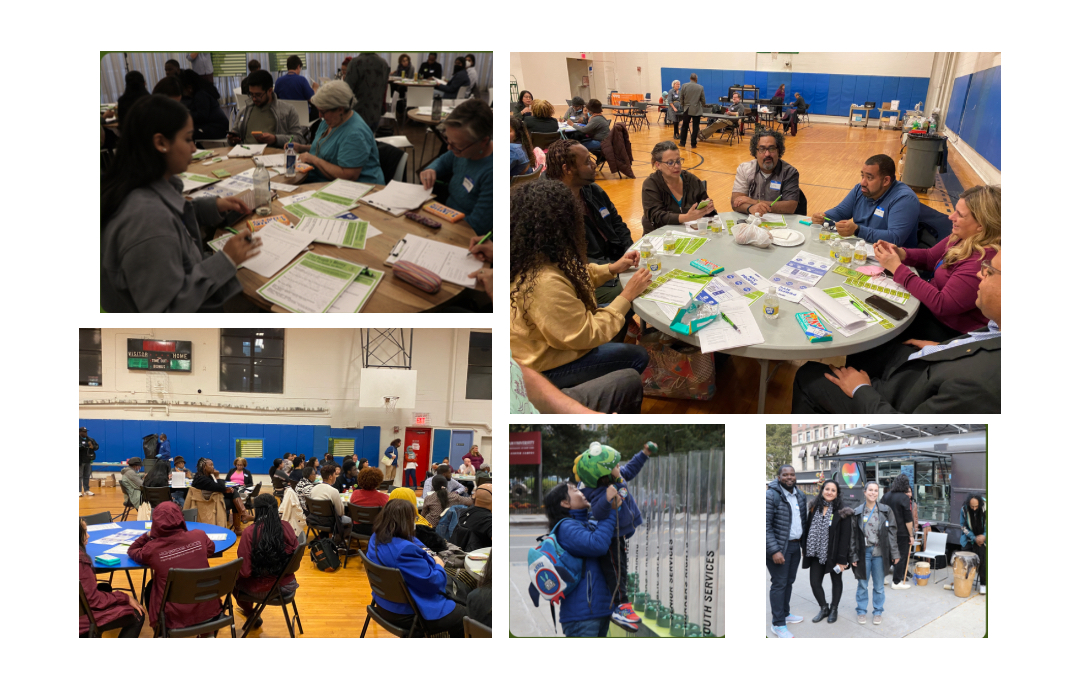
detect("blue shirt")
[308,112,384,185]
[274,72,315,102]
[188,52,212,75]
[825,181,920,247]
[384,445,398,466]
[425,150,493,235]
[510,143,530,177]
[908,320,1000,360]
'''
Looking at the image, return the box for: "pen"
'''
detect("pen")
[770,194,782,207]
[477,231,492,245]
[824,216,834,222]
[852,300,872,319]
[720,311,741,333]
[240,144,250,150]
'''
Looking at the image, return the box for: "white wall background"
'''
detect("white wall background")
[80,328,492,461]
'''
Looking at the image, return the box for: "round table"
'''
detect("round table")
[465,547,490,574]
[83,521,238,570]
[620,212,919,412]
[186,147,479,312]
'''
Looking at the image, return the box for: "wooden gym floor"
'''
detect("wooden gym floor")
[591,116,983,413]
[80,486,413,638]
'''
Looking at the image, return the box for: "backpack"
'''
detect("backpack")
[527,519,584,631]
[309,538,341,572]
[436,504,469,541]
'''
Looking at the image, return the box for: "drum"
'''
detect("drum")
[915,561,931,586]
[951,551,980,598]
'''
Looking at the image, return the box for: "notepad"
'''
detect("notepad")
[227,144,267,157]
[257,252,365,312]
[359,180,435,216]
[384,234,483,288]
[209,534,230,541]
[238,221,316,278]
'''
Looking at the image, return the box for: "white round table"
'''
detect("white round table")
[620,212,919,412]
[466,547,491,574]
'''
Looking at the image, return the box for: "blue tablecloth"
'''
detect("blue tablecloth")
[84,520,237,570]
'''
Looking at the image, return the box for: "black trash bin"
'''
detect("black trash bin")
[142,434,159,476]
[902,133,947,192]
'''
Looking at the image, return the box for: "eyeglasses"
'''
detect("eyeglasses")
[659,158,685,168]
[980,260,1001,278]
[755,146,779,154]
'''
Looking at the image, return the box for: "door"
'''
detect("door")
[566,58,592,103]
[450,430,473,467]
[404,427,433,485]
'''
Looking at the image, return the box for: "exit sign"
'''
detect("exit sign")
[413,412,430,425]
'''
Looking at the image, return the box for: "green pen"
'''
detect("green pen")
[239,144,249,150]
[825,216,834,222]
[477,231,492,245]
[769,194,782,207]
[720,311,741,333]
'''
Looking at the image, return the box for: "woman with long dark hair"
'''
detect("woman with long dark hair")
[80,519,146,637]
[420,474,473,527]
[116,71,150,127]
[800,480,853,624]
[178,69,229,139]
[233,494,299,629]
[510,116,535,177]
[539,481,620,637]
[960,493,988,594]
[100,95,260,312]
[367,499,468,636]
[510,177,652,390]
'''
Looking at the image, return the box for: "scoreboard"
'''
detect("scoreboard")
[127,339,192,371]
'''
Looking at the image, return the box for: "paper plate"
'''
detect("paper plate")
[768,229,805,247]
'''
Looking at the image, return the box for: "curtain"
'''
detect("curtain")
[100,52,126,104]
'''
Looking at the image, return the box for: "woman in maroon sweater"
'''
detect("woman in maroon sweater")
[128,502,219,632]
[233,494,299,628]
[79,519,146,637]
[874,185,1000,341]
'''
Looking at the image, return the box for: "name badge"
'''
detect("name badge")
[599,206,610,219]
[463,176,474,193]
[874,206,885,218]
[769,179,782,192]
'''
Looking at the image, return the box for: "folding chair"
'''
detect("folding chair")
[79,586,100,638]
[463,616,492,638]
[237,544,307,638]
[157,558,244,638]
[143,486,172,511]
[346,504,382,561]
[358,550,449,638]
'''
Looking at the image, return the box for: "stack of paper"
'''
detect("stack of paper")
[294,216,382,250]
[177,173,219,194]
[360,181,435,216]
[282,193,352,219]
[315,179,374,207]
[385,234,483,288]
[257,253,365,312]
[801,287,867,334]
[717,268,770,302]
[227,143,267,157]
[770,250,834,292]
[239,221,316,278]
[253,153,287,167]
[696,300,765,353]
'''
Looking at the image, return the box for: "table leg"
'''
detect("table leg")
[756,359,783,414]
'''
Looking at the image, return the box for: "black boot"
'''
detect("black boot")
[827,603,839,623]
[812,605,830,623]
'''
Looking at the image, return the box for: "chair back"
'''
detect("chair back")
[378,480,395,492]
[377,140,406,187]
[163,558,243,607]
[244,482,262,510]
[183,508,198,522]
[359,548,414,608]
[796,189,808,216]
[511,167,544,188]
[530,130,561,151]
[347,504,382,530]
[143,486,173,510]
[281,99,310,128]
[271,474,286,496]
[455,85,471,100]
[391,151,409,182]
[184,490,228,528]
[81,511,112,526]
[79,585,99,637]
[923,531,948,555]
[463,616,492,638]
[407,86,434,109]
[306,497,337,521]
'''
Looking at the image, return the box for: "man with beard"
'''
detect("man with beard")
[731,130,800,215]
[766,464,807,638]
[812,154,919,247]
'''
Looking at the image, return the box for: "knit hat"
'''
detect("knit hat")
[311,80,354,111]
[474,485,492,511]
[573,442,621,488]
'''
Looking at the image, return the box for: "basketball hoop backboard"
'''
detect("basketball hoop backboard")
[359,368,417,410]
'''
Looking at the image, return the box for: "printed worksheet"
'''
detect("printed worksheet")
[717,268,769,302]
[315,179,374,206]
[257,253,364,312]
[294,217,381,250]
[770,250,834,291]
[227,143,268,157]
[327,268,386,313]
[282,195,352,219]
[696,300,764,353]
[239,221,316,278]
[385,234,483,287]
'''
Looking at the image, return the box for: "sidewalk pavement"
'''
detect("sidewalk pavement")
[764,560,986,638]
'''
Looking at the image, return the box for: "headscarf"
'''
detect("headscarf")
[572,442,621,488]
[389,487,431,527]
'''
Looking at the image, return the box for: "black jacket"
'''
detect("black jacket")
[418,62,442,80]
[849,502,900,581]
[579,183,633,266]
[450,507,492,552]
[435,69,470,98]
[765,479,807,557]
[881,491,913,538]
[225,467,254,487]
[79,436,99,464]
[522,115,559,133]
[801,505,853,569]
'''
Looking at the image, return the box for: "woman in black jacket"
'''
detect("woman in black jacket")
[225,457,254,487]
[192,457,251,533]
[800,480,852,624]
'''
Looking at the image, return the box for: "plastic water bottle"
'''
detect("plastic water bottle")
[253,159,272,216]
[763,286,780,320]
[819,222,832,242]
[285,140,296,176]
[854,240,868,266]
[839,241,854,265]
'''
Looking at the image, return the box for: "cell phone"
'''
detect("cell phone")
[833,565,842,574]
[865,295,909,321]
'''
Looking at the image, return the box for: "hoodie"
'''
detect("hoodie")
[582,450,648,538]
[553,507,618,624]
[128,502,217,629]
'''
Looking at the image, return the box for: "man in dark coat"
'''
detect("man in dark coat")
[450,485,491,551]
[766,465,807,638]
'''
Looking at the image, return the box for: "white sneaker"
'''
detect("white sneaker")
[979,585,986,594]
[891,582,911,590]
[79,492,85,497]
[85,491,95,497]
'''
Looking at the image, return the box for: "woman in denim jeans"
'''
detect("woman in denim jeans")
[849,481,899,626]
[541,482,621,637]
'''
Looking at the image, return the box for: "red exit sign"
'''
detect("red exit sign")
[413,413,430,425]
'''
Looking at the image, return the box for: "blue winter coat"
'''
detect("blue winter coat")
[553,507,617,624]
[582,450,648,538]
[157,438,171,460]
[366,536,455,621]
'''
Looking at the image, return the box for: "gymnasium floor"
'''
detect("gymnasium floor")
[80,486,408,638]
[590,115,983,413]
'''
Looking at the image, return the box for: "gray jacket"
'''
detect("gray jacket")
[233,95,308,147]
[664,88,681,124]
[572,113,610,141]
[850,502,899,581]
[101,177,241,312]
[680,81,706,116]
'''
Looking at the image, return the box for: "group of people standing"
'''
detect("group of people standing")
[766,464,987,637]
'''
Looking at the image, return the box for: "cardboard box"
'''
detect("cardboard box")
[101,475,117,488]
[89,478,103,488]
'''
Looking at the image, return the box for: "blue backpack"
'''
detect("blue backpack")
[527,519,584,630]
[436,504,469,541]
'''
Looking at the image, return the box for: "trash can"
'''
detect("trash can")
[902,133,946,192]
[142,434,159,476]
[951,551,980,597]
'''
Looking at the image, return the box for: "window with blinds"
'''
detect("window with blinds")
[212,53,248,77]
[329,438,355,457]
[269,53,306,72]
[235,438,264,458]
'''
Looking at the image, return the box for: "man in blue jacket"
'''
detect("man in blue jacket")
[577,441,654,632]
[812,154,920,247]
[766,464,807,638]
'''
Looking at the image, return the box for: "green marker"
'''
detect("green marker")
[769,194,782,207]
[825,216,834,222]
[476,231,492,245]
[720,311,741,333]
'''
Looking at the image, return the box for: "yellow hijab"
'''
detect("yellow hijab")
[389,487,431,527]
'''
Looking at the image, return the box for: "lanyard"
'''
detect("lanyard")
[863,504,877,524]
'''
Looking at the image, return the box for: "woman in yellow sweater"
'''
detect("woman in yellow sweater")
[511,178,653,390]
